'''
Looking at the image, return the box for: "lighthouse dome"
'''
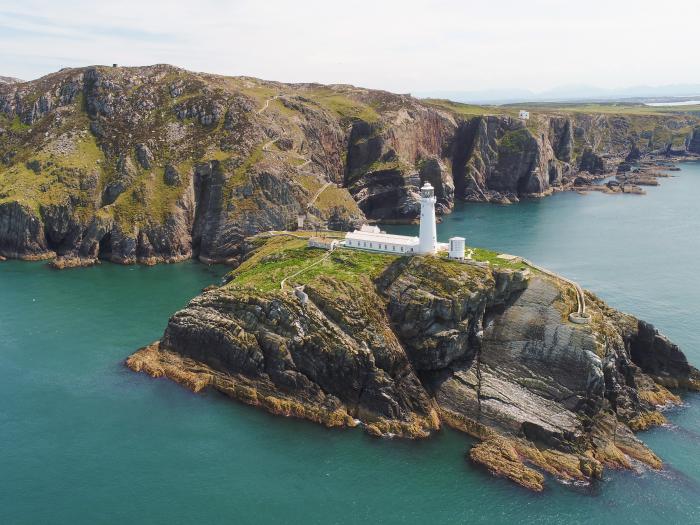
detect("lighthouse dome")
[420,182,435,198]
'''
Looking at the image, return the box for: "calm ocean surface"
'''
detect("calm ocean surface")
[1,163,699,524]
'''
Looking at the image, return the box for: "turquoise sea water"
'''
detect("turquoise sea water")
[2,163,700,524]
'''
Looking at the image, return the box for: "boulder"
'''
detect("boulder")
[164,164,181,186]
[135,143,154,170]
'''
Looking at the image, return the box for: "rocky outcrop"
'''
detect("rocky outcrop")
[629,320,700,390]
[450,116,573,204]
[343,108,455,220]
[578,148,606,174]
[127,237,699,491]
[0,201,52,259]
[688,127,700,154]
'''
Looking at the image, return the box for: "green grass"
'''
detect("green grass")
[499,128,532,153]
[366,159,403,172]
[49,134,104,170]
[297,174,323,193]
[224,234,526,296]
[270,98,300,118]
[107,166,188,227]
[304,88,380,123]
[9,116,30,133]
[0,133,107,215]
[223,143,265,203]
[470,247,529,270]
[0,163,56,212]
[313,186,361,216]
[207,149,233,162]
[226,236,398,292]
[422,98,502,118]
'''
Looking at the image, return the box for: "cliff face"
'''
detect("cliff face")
[688,127,700,154]
[2,65,699,263]
[0,65,366,265]
[127,236,700,491]
[451,116,571,204]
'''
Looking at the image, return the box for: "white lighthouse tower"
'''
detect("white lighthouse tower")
[418,182,438,254]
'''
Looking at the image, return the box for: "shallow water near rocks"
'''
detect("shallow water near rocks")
[1,163,700,524]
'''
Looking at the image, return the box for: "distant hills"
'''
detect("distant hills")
[0,76,23,85]
[416,84,700,105]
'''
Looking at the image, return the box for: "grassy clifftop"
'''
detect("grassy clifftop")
[225,233,527,294]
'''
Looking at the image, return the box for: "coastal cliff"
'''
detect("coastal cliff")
[2,65,699,264]
[127,235,700,491]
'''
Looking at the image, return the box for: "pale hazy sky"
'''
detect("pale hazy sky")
[1,0,699,93]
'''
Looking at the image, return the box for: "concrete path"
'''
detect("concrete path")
[257,95,280,114]
[280,244,335,290]
[262,137,279,151]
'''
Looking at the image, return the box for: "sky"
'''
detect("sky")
[1,0,699,95]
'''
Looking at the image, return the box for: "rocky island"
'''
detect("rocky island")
[128,233,700,491]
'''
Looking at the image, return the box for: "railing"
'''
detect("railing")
[520,258,590,324]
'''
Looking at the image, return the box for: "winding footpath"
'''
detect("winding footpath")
[307,182,333,209]
[257,95,280,114]
[280,244,335,290]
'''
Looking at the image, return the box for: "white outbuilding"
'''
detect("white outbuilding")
[344,230,419,254]
[448,237,466,260]
[519,110,530,120]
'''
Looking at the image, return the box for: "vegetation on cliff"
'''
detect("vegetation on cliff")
[2,64,700,264]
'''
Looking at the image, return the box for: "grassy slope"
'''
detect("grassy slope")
[227,235,397,292]
[0,69,381,232]
[225,234,525,293]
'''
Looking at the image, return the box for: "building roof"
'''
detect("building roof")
[359,224,381,233]
[449,236,466,241]
[345,230,419,246]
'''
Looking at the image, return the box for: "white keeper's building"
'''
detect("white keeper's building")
[342,182,464,258]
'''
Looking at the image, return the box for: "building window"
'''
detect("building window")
[392,246,395,251]
[400,247,404,252]
[370,243,373,248]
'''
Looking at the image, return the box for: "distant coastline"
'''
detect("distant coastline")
[646,100,700,106]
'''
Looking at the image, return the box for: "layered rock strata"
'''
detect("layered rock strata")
[127,239,699,491]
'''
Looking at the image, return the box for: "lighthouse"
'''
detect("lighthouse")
[342,181,444,256]
[418,182,437,254]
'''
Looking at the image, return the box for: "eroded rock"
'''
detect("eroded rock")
[126,244,698,491]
